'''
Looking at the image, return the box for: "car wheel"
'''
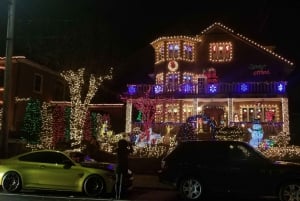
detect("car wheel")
[2,171,22,193]
[179,177,203,200]
[83,175,105,197]
[279,182,300,201]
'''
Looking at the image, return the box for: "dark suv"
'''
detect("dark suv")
[159,140,300,201]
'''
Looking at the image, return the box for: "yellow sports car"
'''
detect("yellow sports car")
[0,150,133,197]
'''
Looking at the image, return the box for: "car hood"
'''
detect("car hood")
[80,161,116,172]
[274,160,300,169]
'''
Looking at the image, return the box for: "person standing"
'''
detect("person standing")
[210,116,218,140]
[115,139,133,199]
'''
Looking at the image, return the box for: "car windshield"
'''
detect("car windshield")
[65,151,96,163]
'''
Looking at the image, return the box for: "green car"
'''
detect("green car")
[0,150,132,197]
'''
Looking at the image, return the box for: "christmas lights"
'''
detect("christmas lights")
[60,67,113,150]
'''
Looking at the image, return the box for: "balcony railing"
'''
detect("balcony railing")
[124,81,287,98]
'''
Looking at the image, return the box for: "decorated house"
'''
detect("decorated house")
[122,22,295,142]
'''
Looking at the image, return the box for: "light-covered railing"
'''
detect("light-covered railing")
[124,81,287,98]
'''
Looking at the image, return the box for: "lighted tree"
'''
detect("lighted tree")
[60,67,113,149]
[21,99,42,144]
[123,88,165,142]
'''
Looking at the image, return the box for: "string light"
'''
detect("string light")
[60,67,113,150]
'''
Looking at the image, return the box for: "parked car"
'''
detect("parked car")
[158,140,300,201]
[0,150,133,197]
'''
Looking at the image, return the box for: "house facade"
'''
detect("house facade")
[0,56,67,133]
[123,22,295,142]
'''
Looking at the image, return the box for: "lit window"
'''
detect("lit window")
[209,42,233,62]
[166,72,179,92]
[156,73,164,84]
[183,44,193,60]
[168,43,180,59]
[158,45,164,61]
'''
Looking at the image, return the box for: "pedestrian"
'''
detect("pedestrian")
[115,138,133,199]
[210,116,218,140]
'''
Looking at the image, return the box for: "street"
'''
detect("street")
[0,188,280,201]
[0,174,280,201]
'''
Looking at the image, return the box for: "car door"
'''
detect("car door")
[226,143,272,195]
[195,143,231,193]
[35,152,86,190]
[19,151,85,190]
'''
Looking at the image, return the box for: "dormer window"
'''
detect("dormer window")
[209,42,233,62]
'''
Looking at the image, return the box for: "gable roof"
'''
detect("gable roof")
[199,22,294,66]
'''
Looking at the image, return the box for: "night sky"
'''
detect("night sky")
[0,0,299,102]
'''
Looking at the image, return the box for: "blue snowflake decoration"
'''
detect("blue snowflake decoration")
[128,85,137,95]
[276,82,285,93]
[240,83,249,92]
[208,84,217,93]
[154,85,163,94]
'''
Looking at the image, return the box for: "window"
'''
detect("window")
[158,46,164,61]
[229,144,249,160]
[168,43,180,59]
[19,151,71,164]
[155,104,164,123]
[183,43,194,61]
[155,44,165,62]
[209,42,233,62]
[54,81,65,100]
[33,73,43,93]
[166,72,179,92]
[156,73,164,85]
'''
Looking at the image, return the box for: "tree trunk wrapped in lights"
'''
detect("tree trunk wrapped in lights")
[60,68,112,150]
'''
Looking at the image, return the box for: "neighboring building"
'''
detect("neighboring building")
[123,22,296,142]
[0,56,126,139]
[0,56,67,133]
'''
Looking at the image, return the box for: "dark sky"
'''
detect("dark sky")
[0,0,299,102]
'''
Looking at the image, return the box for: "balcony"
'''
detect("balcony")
[124,81,287,99]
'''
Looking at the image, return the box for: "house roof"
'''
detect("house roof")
[199,22,294,66]
[0,56,61,76]
[150,22,294,67]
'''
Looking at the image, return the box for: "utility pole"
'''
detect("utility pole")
[1,0,16,158]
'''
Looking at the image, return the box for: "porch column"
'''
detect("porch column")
[227,98,233,125]
[281,97,289,134]
[193,98,198,116]
[125,100,132,133]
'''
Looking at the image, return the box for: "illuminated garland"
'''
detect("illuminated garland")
[52,105,66,147]
[40,102,53,149]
